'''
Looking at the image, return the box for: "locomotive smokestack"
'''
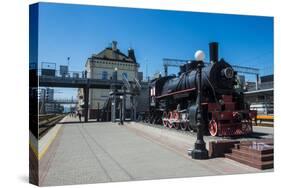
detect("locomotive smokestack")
[209,42,219,64]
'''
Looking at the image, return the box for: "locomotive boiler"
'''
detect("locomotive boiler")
[148,42,256,137]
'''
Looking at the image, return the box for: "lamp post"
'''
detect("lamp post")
[191,50,209,160]
[120,95,124,125]
[111,67,118,122]
[114,67,118,91]
[67,57,70,67]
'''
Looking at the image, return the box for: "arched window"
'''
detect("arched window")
[102,71,108,80]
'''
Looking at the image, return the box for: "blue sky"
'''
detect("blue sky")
[37,2,273,99]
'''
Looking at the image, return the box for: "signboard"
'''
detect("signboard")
[41,62,56,76]
[73,72,79,78]
[60,65,68,76]
[42,62,56,69]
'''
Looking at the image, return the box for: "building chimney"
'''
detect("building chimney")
[112,41,117,51]
[209,42,219,64]
[128,48,136,62]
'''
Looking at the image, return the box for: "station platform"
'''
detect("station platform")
[38,116,273,186]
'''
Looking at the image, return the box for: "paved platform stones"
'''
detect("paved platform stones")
[39,116,271,186]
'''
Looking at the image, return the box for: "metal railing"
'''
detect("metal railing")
[45,99,79,103]
[38,69,144,82]
[38,69,90,79]
[247,81,273,91]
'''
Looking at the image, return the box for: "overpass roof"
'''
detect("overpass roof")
[244,88,273,95]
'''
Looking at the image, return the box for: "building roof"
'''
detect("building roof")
[91,41,136,64]
[93,48,134,63]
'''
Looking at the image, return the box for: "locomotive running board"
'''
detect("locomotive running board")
[156,88,196,99]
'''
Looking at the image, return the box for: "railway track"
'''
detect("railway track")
[39,114,66,139]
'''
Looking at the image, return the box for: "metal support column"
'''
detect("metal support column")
[106,100,110,121]
[164,64,168,77]
[83,86,89,123]
[256,73,260,90]
[131,96,137,121]
[111,95,116,122]
[130,96,134,121]
[130,96,133,121]
[111,68,118,123]
[122,87,126,122]
[97,102,100,122]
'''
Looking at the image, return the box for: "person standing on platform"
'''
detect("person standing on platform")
[78,111,82,122]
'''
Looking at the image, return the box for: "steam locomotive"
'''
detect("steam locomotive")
[147,42,256,137]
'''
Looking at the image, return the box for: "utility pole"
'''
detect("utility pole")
[144,58,148,81]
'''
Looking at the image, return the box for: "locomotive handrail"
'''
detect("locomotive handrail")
[156,88,196,99]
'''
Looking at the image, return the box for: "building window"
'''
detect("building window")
[102,71,108,80]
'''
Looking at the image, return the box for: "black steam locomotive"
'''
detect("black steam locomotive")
[148,42,256,136]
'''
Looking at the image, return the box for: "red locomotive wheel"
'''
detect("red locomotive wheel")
[246,123,252,133]
[208,120,218,136]
[162,112,168,127]
[169,111,173,118]
[242,118,252,133]
[180,122,188,131]
[168,121,174,128]
[168,112,174,128]
[174,112,179,120]
[163,120,168,127]
[187,123,194,132]
[174,123,180,130]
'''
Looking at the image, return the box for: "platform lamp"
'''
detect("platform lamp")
[111,67,118,123]
[191,50,209,160]
[120,95,124,125]
[114,67,118,92]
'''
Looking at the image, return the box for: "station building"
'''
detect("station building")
[244,74,274,115]
[78,41,141,119]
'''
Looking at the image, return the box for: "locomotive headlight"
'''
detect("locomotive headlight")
[195,50,205,61]
[222,67,234,79]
